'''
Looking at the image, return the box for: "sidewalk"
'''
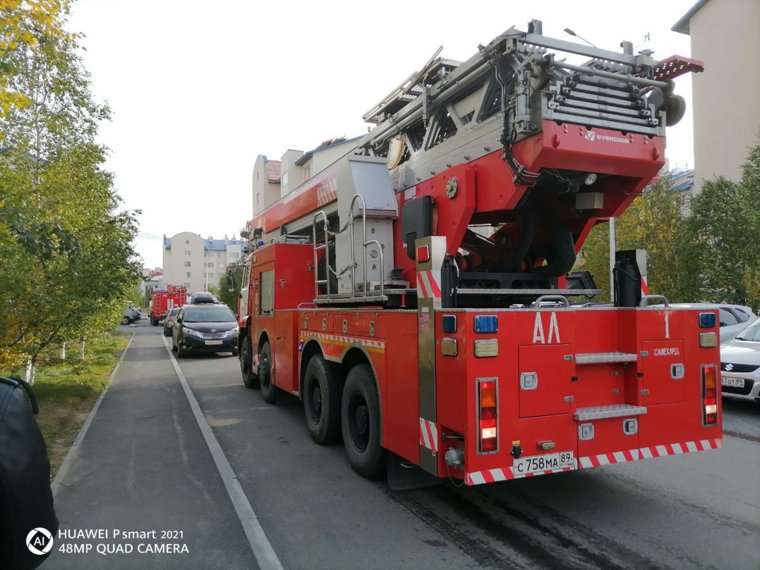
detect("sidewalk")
[46,329,257,569]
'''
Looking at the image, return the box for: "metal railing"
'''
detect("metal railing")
[312,194,385,301]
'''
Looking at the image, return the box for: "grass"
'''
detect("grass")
[32,332,131,477]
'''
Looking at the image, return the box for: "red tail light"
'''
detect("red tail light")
[702,364,718,426]
[477,378,498,453]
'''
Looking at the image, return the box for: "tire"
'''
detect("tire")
[341,363,384,478]
[163,327,171,337]
[151,316,158,326]
[177,345,187,358]
[240,336,259,389]
[259,342,275,404]
[121,316,130,325]
[303,355,342,444]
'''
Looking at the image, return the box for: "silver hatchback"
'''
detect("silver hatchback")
[720,318,760,402]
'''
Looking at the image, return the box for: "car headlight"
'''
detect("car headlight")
[183,327,202,337]
[224,327,239,338]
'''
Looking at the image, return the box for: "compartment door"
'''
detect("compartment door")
[518,344,574,418]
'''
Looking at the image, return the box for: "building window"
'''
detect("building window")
[184,261,191,267]
[186,272,191,278]
[206,262,214,268]
[185,250,191,256]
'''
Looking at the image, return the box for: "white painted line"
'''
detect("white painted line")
[163,337,284,570]
[52,334,134,498]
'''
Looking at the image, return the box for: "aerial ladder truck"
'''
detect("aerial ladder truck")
[236,20,720,488]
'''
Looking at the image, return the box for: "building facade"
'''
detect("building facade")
[673,0,760,193]
[162,232,245,293]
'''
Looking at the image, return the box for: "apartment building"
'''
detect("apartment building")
[162,232,245,292]
[673,0,760,193]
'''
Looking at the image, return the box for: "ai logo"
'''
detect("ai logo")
[26,527,53,556]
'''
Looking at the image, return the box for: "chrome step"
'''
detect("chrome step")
[575,352,638,364]
[574,404,647,421]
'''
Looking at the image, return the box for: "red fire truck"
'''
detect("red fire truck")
[236,21,720,488]
[150,285,187,326]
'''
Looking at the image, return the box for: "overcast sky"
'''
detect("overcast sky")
[67,0,698,268]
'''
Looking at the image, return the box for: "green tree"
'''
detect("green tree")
[576,178,691,302]
[0,4,140,376]
[0,0,72,128]
[685,144,760,309]
[218,263,244,314]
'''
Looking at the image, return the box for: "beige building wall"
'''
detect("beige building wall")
[163,231,205,292]
[163,233,244,293]
[252,154,282,217]
[675,0,760,192]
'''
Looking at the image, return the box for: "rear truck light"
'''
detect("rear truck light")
[700,332,718,348]
[702,364,719,425]
[477,378,498,454]
[474,339,498,358]
[698,312,716,328]
[473,315,498,333]
[442,314,457,333]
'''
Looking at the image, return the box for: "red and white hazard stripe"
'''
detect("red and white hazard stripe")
[640,275,648,298]
[417,270,442,299]
[419,418,439,453]
[464,438,722,485]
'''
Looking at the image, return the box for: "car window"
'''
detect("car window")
[169,308,180,317]
[735,320,760,341]
[732,308,751,323]
[718,308,738,326]
[183,306,235,323]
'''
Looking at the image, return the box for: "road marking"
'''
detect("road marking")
[52,335,135,498]
[163,338,284,570]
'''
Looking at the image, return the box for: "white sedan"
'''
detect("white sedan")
[720,318,760,402]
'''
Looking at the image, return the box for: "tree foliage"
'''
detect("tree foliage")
[0,0,72,129]
[217,263,244,314]
[578,142,760,312]
[577,178,692,302]
[684,144,760,308]
[0,2,140,372]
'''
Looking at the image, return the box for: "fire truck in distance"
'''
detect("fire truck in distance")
[236,21,720,488]
[150,285,188,326]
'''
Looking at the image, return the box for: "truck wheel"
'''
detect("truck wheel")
[341,363,384,478]
[240,337,259,389]
[151,317,158,326]
[259,342,275,404]
[303,355,342,444]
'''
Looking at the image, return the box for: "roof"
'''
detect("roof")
[294,136,362,166]
[204,238,245,251]
[672,0,710,34]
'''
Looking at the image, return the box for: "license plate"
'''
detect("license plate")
[205,340,223,346]
[513,451,575,476]
[721,376,744,388]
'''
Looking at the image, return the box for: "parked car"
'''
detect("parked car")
[163,307,181,337]
[121,303,142,325]
[171,304,238,358]
[669,303,757,344]
[719,317,760,402]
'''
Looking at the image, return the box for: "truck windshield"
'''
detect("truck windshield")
[183,306,235,323]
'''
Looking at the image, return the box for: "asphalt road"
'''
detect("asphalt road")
[48,322,760,569]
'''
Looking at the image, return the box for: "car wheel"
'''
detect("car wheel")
[303,355,342,444]
[163,327,171,337]
[259,342,275,404]
[177,345,186,358]
[240,337,259,389]
[341,363,384,478]
[121,316,130,325]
